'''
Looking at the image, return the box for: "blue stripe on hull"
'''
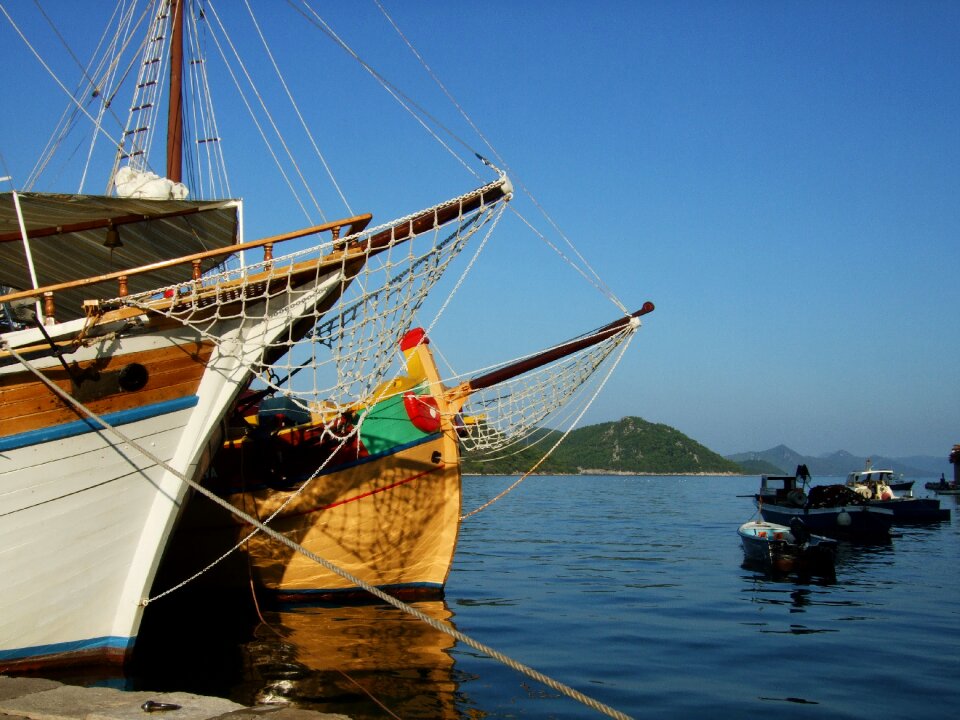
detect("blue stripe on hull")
[0,635,133,664]
[0,395,199,452]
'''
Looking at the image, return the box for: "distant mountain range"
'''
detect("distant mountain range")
[726,445,949,478]
[461,417,951,477]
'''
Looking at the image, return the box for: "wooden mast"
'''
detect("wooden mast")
[166,0,184,182]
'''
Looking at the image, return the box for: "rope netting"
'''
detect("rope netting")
[456,322,637,457]
[115,181,509,423]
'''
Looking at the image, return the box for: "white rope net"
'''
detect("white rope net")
[114,180,509,420]
[455,322,637,457]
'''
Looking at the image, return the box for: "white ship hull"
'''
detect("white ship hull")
[0,271,343,669]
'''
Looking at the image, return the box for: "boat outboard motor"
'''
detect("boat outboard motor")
[789,517,810,545]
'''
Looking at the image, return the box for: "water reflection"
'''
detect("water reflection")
[833,537,895,567]
[740,572,836,607]
[233,600,459,720]
[737,530,908,640]
[739,556,837,584]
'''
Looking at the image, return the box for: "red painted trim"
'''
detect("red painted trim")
[400,327,428,351]
[286,462,445,519]
[404,392,441,433]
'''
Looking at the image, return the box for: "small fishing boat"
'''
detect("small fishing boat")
[925,477,960,495]
[846,468,950,522]
[738,518,837,576]
[926,446,960,493]
[848,461,914,493]
[756,466,893,540]
[889,477,915,492]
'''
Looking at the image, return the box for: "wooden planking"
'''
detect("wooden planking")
[0,341,213,437]
[0,341,209,403]
[0,341,207,402]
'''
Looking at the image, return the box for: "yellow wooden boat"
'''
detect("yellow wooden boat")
[183,305,654,601]
[209,327,462,599]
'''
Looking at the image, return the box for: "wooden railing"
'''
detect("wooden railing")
[0,215,372,321]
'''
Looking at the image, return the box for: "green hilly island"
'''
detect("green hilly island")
[460,417,951,477]
[461,416,741,475]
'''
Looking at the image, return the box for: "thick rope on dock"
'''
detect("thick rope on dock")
[6,344,634,720]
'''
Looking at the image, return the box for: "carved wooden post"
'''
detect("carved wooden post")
[118,275,129,296]
[43,291,56,325]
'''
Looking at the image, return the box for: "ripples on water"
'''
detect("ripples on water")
[70,477,960,717]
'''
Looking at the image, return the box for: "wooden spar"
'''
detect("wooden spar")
[166,0,184,183]
[360,177,511,257]
[252,179,511,370]
[455,302,655,395]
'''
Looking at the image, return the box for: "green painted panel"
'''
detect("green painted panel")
[358,386,430,455]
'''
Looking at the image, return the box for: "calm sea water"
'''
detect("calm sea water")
[65,476,960,718]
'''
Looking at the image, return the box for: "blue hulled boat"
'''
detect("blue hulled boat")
[757,467,893,540]
[846,468,950,523]
[738,518,837,576]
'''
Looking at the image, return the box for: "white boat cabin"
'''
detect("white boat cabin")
[846,469,898,501]
[846,469,896,486]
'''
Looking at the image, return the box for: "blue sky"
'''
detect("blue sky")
[2,1,958,460]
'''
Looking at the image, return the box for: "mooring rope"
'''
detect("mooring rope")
[5,342,633,720]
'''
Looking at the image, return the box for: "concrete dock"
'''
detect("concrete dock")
[0,676,349,720]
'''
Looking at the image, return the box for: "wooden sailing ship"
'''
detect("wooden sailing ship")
[0,0,510,670]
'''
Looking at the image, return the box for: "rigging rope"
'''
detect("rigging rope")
[289,0,479,179]
[203,0,325,224]
[0,2,126,189]
[242,0,352,219]
[184,1,231,198]
[371,0,627,313]
[202,1,313,222]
